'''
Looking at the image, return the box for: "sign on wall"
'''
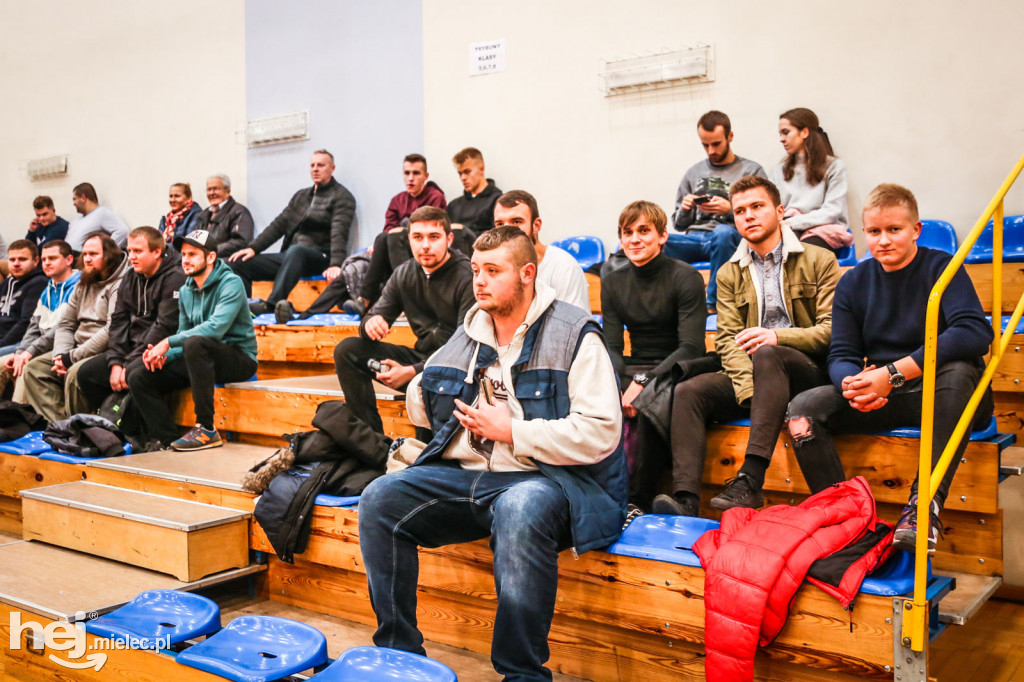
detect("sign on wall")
[469,39,506,76]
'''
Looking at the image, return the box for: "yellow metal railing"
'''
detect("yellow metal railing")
[904,153,1024,650]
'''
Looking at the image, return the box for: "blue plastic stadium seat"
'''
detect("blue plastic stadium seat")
[860,219,959,262]
[858,551,932,597]
[964,214,1024,264]
[605,514,719,567]
[836,244,857,266]
[39,442,132,464]
[987,314,1024,335]
[286,313,360,327]
[252,313,278,326]
[300,275,327,282]
[0,431,54,456]
[314,494,360,507]
[551,236,605,271]
[706,314,717,332]
[876,415,999,442]
[176,615,328,682]
[85,590,220,648]
[310,646,458,682]
[691,261,711,270]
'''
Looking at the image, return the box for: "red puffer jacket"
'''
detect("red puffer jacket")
[693,476,889,682]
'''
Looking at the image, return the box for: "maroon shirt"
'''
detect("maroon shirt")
[383,181,446,231]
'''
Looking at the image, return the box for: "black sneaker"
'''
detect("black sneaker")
[651,494,699,517]
[892,497,942,554]
[342,298,367,317]
[275,300,296,324]
[622,504,645,529]
[709,474,764,511]
[248,299,269,317]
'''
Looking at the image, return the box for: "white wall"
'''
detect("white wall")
[422,0,1024,253]
[0,1,247,243]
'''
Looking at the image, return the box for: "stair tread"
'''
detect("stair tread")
[20,482,250,531]
[1000,446,1024,476]
[0,540,263,622]
[223,373,402,399]
[86,442,275,491]
[936,571,1003,625]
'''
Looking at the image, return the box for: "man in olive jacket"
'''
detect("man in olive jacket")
[651,175,839,516]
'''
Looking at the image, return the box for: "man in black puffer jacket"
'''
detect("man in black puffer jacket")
[70,226,186,420]
[229,149,357,315]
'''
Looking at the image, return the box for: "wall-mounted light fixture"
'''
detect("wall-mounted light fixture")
[600,44,713,96]
[27,154,69,180]
[244,111,310,147]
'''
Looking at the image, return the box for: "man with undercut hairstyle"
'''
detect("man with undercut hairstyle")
[70,226,186,416]
[358,225,625,681]
[26,195,69,248]
[649,175,838,518]
[492,189,591,312]
[197,173,254,258]
[670,110,767,309]
[230,150,356,316]
[22,232,130,422]
[0,240,47,356]
[65,183,130,251]
[333,206,474,434]
[788,183,993,554]
[447,147,502,235]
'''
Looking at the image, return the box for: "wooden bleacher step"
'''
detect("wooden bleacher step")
[935,571,1004,625]
[20,481,251,582]
[86,443,277,493]
[999,445,1024,476]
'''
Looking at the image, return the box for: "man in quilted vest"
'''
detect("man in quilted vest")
[357,225,626,681]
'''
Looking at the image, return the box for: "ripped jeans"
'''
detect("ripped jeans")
[787,360,992,508]
[358,460,571,682]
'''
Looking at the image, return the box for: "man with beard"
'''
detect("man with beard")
[128,230,257,451]
[69,226,186,416]
[333,206,474,434]
[357,225,625,680]
[22,232,130,422]
[492,190,590,312]
[670,111,766,309]
[0,240,47,356]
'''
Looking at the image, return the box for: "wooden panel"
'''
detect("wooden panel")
[0,496,19,537]
[0,453,84,498]
[995,391,1024,440]
[704,424,1000,514]
[254,323,417,364]
[22,500,249,582]
[253,279,327,310]
[966,262,1024,314]
[991,338,1024,392]
[82,468,256,511]
[585,272,601,314]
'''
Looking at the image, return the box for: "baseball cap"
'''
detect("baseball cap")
[180,229,219,253]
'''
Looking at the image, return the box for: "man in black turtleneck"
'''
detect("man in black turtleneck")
[229,149,356,316]
[333,206,475,434]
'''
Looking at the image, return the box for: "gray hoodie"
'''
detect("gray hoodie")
[52,254,130,363]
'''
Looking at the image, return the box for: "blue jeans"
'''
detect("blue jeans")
[0,344,19,358]
[358,461,571,681]
[664,224,742,307]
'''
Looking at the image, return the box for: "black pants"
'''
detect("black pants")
[230,244,329,305]
[800,234,842,257]
[74,352,118,412]
[301,276,350,318]
[653,345,826,502]
[126,336,258,444]
[334,336,424,434]
[788,360,992,508]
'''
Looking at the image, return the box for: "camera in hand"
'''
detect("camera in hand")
[367,359,384,373]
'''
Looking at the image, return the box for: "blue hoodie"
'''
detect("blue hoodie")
[18,271,82,357]
[167,258,257,363]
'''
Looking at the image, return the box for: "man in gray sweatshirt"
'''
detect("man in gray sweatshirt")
[670,111,766,308]
[22,232,129,422]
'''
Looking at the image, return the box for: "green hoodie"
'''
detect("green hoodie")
[166,259,257,363]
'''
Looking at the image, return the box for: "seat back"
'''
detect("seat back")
[312,646,458,681]
[836,244,858,266]
[85,589,221,647]
[966,214,1024,263]
[551,236,605,270]
[918,220,958,254]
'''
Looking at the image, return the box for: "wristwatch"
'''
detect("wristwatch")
[886,363,905,388]
[633,372,651,387]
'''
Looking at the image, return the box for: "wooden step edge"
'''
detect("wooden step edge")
[19,482,251,532]
[936,572,1003,625]
[999,446,1024,476]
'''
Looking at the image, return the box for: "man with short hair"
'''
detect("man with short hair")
[649,176,839,517]
[197,174,254,258]
[70,226,186,416]
[0,241,47,356]
[447,147,502,235]
[129,230,258,450]
[383,154,447,231]
[493,189,591,312]
[65,183,130,251]
[788,183,993,554]
[333,206,474,434]
[230,150,356,316]
[26,195,69,248]
[358,225,625,680]
[0,241,79,401]
[22,232,130,422]
[670,111,767,308]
